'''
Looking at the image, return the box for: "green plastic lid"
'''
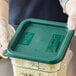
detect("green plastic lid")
[3,19,74,64]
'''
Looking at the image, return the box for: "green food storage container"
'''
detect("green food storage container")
[3,19,74,76]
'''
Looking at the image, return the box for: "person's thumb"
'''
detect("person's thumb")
[67,16,76,36]
[67,16,76,30]
[0,37,9,58]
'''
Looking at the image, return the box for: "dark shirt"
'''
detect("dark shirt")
[9,0,68,27]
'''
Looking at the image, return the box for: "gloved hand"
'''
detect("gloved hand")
[0,17,15,58]
[65,0,76,32]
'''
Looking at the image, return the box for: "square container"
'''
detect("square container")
[3,19,74,76]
